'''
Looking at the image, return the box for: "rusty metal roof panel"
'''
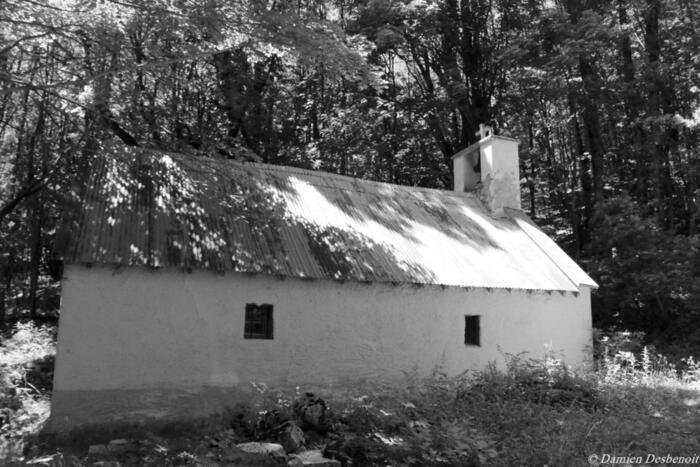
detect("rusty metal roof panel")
[63,146,596,292]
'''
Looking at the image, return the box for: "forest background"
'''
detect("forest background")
[1,0,700,359]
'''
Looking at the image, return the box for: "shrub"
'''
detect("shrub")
[469,353,600,412]
[589,194,700,343]
[0,321,56,461]
[598,342,699,387]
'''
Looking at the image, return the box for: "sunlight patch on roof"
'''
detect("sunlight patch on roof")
[63,146,596,292]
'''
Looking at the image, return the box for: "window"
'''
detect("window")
[464,315,480,346]
[244,304,274,339]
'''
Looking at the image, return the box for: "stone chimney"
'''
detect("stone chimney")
[452,124,521,215]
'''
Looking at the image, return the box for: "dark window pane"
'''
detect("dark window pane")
[245,303,274,339]
[464,315,480,346]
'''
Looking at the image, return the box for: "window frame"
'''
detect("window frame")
[244,303,274,340]
[464,315,480,346]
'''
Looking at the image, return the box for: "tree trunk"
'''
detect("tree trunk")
[25,94,47,320]
[644,0,670,227]
[617,0,638,117]
[0,263,5,323]
[567,83,589,249]
[688,151,698,235]
[527,122,536,218]
[28,192,43,320]
[564,0,606,212]
[578,57,605,206]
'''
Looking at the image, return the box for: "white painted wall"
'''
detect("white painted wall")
[452,146,480,192]
[479,136,521,213]
[51,265,592,427]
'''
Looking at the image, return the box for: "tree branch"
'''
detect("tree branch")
[0,176,50,222]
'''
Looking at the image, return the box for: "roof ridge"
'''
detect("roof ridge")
[250,161,476,198]
[165,151,477,200]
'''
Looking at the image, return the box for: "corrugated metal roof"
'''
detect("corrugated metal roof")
[62,145,597,292]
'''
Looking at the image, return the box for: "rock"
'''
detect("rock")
[279,422,305,453]
[106,445,125,454]
[88,444,108,456]
[107,438,133,454]
[289,450,341,467]
[258,408,294,434]
[109,439,129,445]
[237,442,286,456]
[304,404,325,427]
[293,393,328,432]
[236,442,287,464]
[222,445,281,466]
[209,428,241,449]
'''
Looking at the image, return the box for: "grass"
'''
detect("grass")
[1,324,699,466]
[461,353,700,466]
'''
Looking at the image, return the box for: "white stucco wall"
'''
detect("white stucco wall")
[51,265,592,428]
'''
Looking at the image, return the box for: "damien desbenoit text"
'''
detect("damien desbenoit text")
[588,453,700,465]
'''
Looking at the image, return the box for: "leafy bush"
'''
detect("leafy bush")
[459,352,700,466]
[589,194,700,345]
[596,334,700,388]
[0,322,55,460]
[469,353,600,411]
[592,328,646,361]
